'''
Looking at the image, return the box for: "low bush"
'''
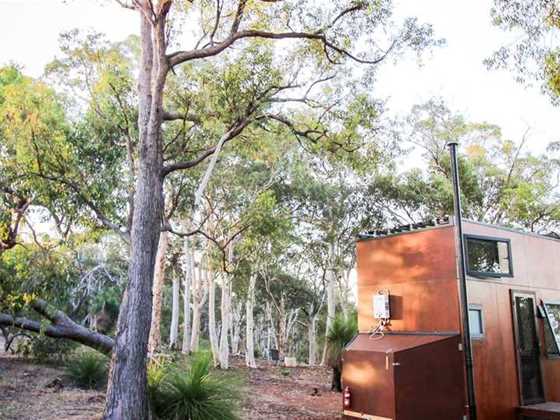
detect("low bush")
[13,334,77,362]
[148,352,241,420]
[65,349,108,389]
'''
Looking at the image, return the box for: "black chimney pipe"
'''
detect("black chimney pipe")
[447,141,478,420]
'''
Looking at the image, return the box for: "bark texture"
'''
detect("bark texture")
[148,230,169,354]
[103,5,169,418]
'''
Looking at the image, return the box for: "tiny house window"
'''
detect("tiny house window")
[543,302,560,357]
[468,305,484,338]
[465,235,512,277]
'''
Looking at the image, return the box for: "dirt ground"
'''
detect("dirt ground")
[0,351,341,420]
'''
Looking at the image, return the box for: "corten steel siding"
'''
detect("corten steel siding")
[356,225,461,333]
[355,221,560,420]
[342,334,465,420]
[463,222,560,419]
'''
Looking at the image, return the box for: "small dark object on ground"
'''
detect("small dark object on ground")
[45,377,64,392]
[311,387,320,397]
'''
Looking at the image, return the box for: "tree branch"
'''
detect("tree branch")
[161,118,251,177]
[168,26,385,67]
[0,299,114,355]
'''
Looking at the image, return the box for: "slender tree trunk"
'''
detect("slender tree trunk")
[245,274,257,368]
[308,312,318,366]
[218,275,230,369]
[285,309,299,356]
[321,243,337,366]
[277,296,287,360]
[231,299,242,355]
[265,301,277,358]
[181,237,193,354]
[168,275,180,348]
[190,259,207,352]
[208,269,220,365]
[148,230,169,354]
[104,6,169,417]
[190,302,201,351]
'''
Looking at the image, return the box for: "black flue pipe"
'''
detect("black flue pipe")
[447,141,477,420]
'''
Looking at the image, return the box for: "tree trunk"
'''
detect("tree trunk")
[231,299,242,355]
[308,312,318,366]
[321,242,337,366]
[245,274,257,368]
[218,275,230,369]
[181,237,193,354]
[208,269,220,365]
[265,301,277,359]
[103,6,168,418]
[277,296,287,360]
[190,257,207,352]
[148,230,169,354]
[168,275,180,348]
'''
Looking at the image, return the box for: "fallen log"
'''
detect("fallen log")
[0,299,114,355]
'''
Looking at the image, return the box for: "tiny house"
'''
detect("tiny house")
[342,217,560,420]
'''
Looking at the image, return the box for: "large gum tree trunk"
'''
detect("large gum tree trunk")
[103,4,169,418]
[148,230,169,354]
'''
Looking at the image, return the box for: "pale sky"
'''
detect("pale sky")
[1,0,559,154]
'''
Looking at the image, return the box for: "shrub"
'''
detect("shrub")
[65,349,108,389]
[148,352,241,420]
[326,313,357,392]
[15,334,76,362]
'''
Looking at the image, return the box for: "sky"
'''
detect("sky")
[1,0,559,154]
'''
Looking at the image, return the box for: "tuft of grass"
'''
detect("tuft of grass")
[280,368,291,377]
[65,349,108,390]
[148,351,242,420]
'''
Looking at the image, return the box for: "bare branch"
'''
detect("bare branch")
[113,0,136,10]
[161,118,251,177]
[168,27,388,67]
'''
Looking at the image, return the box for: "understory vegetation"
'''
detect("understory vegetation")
[65,349,108,390]
[148,352,242,420]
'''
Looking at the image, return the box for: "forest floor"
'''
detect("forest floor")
[0,351,341,420]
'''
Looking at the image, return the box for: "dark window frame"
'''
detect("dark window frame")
[543,301,560,359]
[468,304,485,340]
[464,234,513,278]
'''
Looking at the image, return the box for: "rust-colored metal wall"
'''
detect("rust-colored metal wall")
[463,222,560,419]
[355,221,560,420]
[357,225,461,333]
[342,334,465,420]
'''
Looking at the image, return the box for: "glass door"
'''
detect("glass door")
[511,291,545,405]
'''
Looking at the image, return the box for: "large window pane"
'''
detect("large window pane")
[465,236,511,276]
